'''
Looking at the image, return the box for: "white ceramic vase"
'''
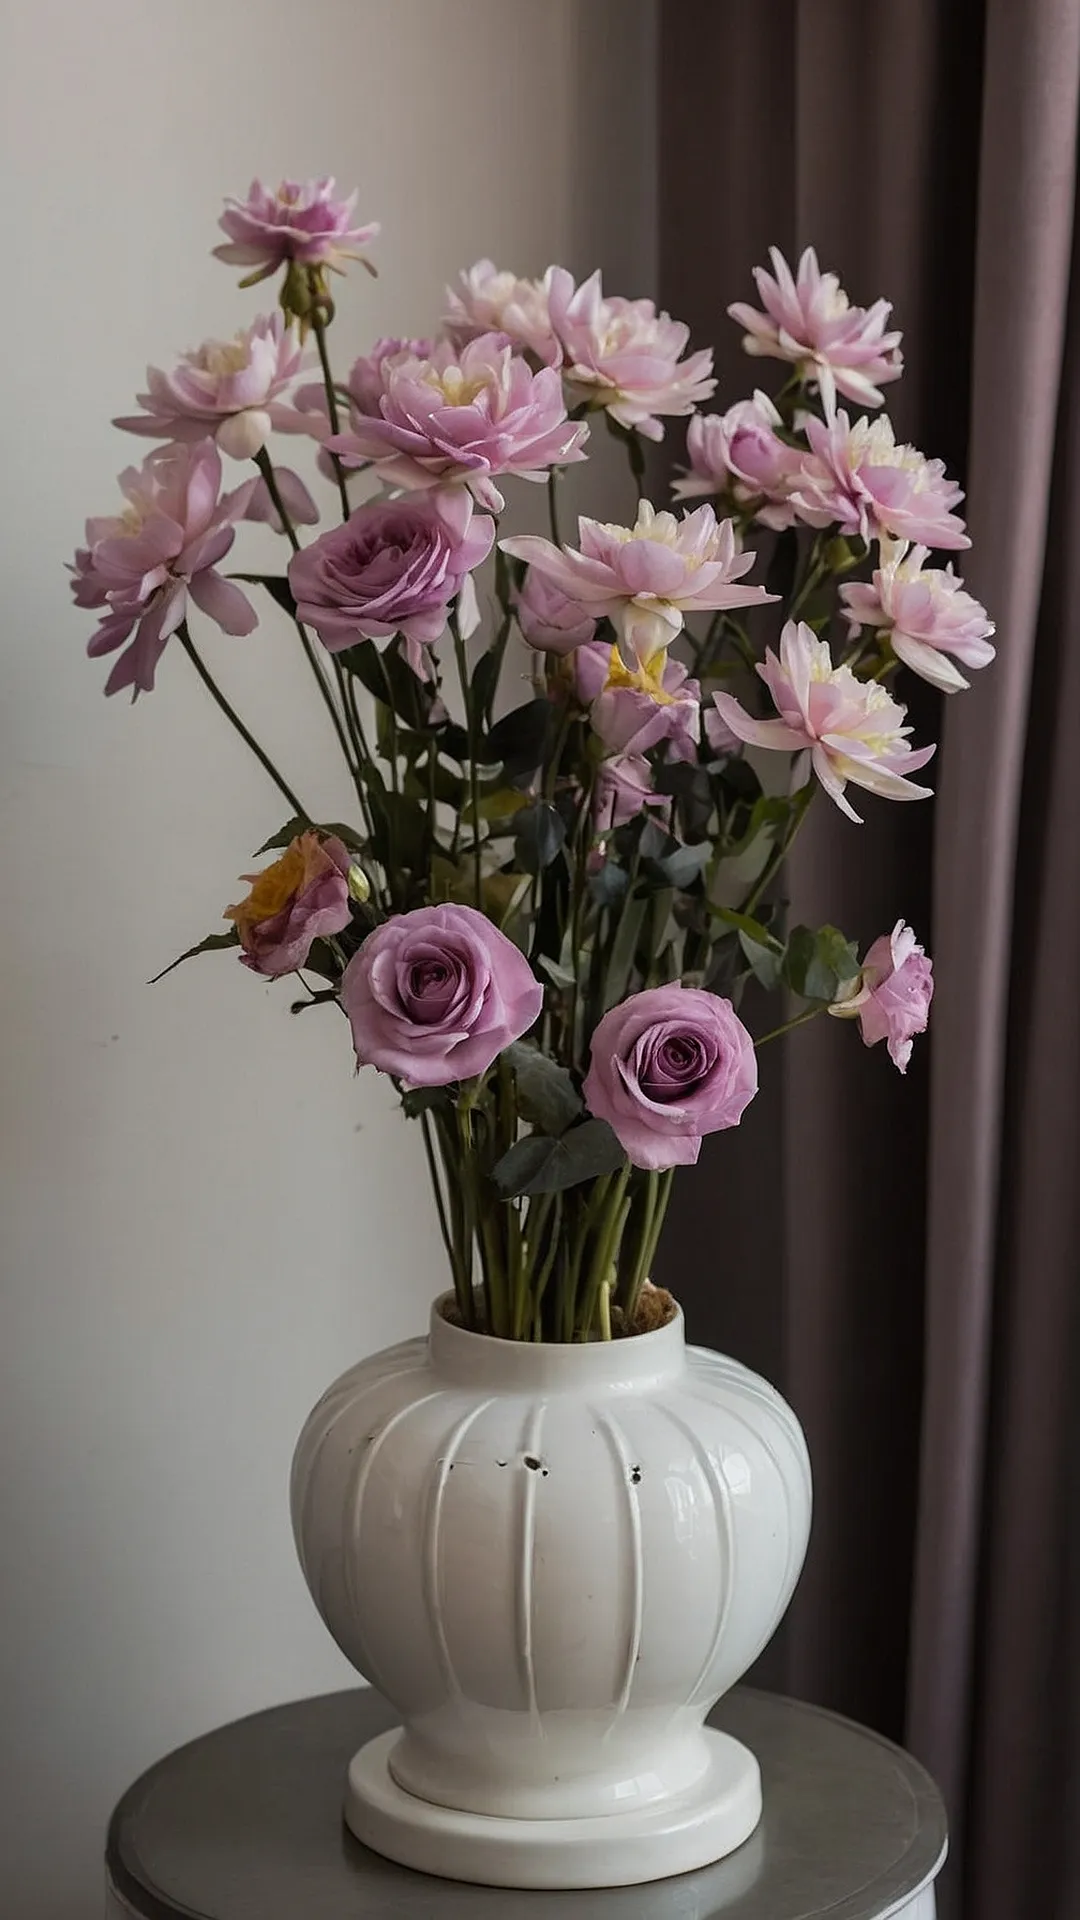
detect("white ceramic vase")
[291,1296,811,1890]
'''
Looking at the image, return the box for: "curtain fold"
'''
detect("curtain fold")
[658,5,1080,1914]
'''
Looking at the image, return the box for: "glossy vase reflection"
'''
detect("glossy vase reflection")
[290,1296,812,1889]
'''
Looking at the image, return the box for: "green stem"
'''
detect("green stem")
[546,467,563,546]
[310,307,352,522]
[420,1111,471,1324]
[742,785,814,919]
[755,1005,823,1047]
[451,606,484,909]
[177,623,307,817]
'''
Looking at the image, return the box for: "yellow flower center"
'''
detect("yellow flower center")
[425,363,490,407]
[604,644,675,705]
[200,336,251,378]
[226,843,306,928]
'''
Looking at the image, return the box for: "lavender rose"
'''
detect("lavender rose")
[342,904,543,1088]
[225,832,352,977]
[584,984,758,1169]
[288,491,494,677]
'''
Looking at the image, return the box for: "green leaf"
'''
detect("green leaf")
[709,906,785,953]
[783,923,861,1002]
[604,893,647,1009]
[513,801,567,874]
[337,639,436,731]
[364,785,432,873]
[505,1041,583,1135]
[485,698,554,779]
[537,953,576,989]
[149,928,240,984]
[739,932,784,990]
[492,1118,626,1197]
[230,573,297,619]
[401,1086,454,1119]
[253,816,365,857]
[658,841,711,890]
[588,860,629,908]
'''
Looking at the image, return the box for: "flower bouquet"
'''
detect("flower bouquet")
[73,179,992,1889]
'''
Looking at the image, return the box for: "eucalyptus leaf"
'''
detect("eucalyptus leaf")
[505,1042,583,1135]
[783,923,861,1002]
[492,1118,626,1198]
[230,573,297,619]
[486,698,554,780]
[513,801,567,874]
[401,1086,454,1119]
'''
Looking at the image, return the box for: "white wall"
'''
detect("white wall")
[0,3,656,1912]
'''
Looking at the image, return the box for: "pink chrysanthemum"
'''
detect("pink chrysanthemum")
[728,246,903,414]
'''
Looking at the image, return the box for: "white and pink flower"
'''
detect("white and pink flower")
[213,176,378,281]
[444,261,560,364]
[326,332,587,513]
[830,920,934,1073]
[575,641,701,762]
[113,314,306,460]
[673,392,803,528]
[728,246,903,414]
[790,411,969,550]
[547,268,715,440]
[71,441,257,697]
[840,539,995,692]
[501,500,774,663]
[713,619,935,822]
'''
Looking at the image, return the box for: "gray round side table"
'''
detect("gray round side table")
[105,1687,947,1920]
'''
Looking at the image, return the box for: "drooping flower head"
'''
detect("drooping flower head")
[830,920,934,1072]
[673,392,803,528]
[501,500,774,663]
[714,619,935,822]
[327,332,587,513]
[342,904,543,1088]
[593,754,668,831]
[584,984,758,1169]
[113,314,307,461]
[514,568,597,654]
[790,411,969,550]
[840,540,995,692]
[213,177,378,283]
[575,641,701,762]
[288,489,494,679]
[225,832,352,978]
[71,440,257,697]
[728,246,903,414]
[444,261,560,364]
[547,267,716,440]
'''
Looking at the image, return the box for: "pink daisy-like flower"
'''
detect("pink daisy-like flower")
[728,246,903,414]
[789,410,969,551]
[547,267,715,440]
[840,539,995,692]
[326,332,587,513]
[673,392,804,529]
[502,499,774,664]
[114,314,307,461]
[713,619,935,822]
[213,177,378,283]
[444,261,560,364]
[71,441,257,697]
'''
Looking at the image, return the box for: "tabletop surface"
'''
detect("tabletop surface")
[106,1686,947,1920]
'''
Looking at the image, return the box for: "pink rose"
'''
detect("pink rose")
[342,904,543,1088]
[831,920,933,1072]
[225,832,352,977]
[584,984,758,1169]
[673,394,803,530]
[288,490,494,678]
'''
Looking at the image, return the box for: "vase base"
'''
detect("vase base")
[344,1727,762,1890]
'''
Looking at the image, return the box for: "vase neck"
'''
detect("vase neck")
[427,1295,687,1395]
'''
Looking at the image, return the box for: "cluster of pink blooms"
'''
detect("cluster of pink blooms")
[73,179,982,1097]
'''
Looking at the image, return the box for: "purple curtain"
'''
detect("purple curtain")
[656,5,1080,1915]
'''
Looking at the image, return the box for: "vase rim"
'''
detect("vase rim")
[427,1292,687,1393]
